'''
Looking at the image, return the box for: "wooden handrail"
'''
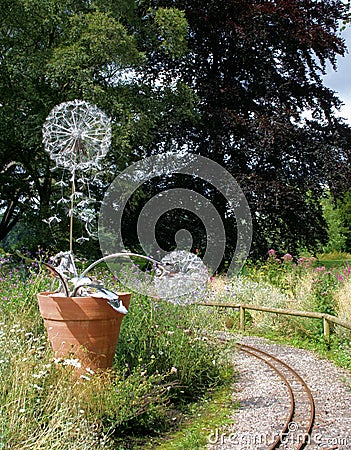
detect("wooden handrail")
[198,301,351,344]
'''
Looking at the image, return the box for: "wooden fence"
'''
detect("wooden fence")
[199,301,351,344]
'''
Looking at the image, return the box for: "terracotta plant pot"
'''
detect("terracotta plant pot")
[37,292,131,374]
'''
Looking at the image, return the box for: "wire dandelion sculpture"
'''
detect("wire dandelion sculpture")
[155,250,208,304]
[42,99,111,171]
[40,100,208,304]
[42,100,111,252]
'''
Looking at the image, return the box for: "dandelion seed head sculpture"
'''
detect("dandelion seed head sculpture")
[155,250,209,305]
[42,99,111,251]
[42,100,111,171]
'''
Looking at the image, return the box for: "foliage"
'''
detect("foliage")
[115,295,229,401]
[140,0,351,258]
[211,249,351,345]
[0,0,195,253]
[148,387,236,450]
[244,249,316,297]
[321,191,348,253]
[145,7,189,60]
[317,251,351,261]
[337,189,351,252]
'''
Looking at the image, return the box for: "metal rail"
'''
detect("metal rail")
[236,342,315,450]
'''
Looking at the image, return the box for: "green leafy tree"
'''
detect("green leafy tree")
[0,0,194,252]
[337,190,351,252]
[321,191,347,253]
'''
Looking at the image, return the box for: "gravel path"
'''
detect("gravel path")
[207,335,351,450]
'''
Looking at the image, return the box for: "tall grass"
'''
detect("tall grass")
[335,279,351,323]
[0,258,231,449]
[1,250,351,449]
[208,252,351,346]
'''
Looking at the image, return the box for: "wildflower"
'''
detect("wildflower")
[170,366,177,374]
[32,371,47,379]
[282,253,293,261]
[63,358,81,369]
[268,249,276,256]
[336,274,344,282]
[80,374,91,381]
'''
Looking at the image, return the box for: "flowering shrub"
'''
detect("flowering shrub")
[244,249,313,296]
[308,263,351,323]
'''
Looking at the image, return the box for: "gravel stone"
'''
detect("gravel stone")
[207,334,351,450]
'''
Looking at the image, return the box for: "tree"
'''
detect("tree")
[139,0,351,257]
[0,0,194,253]
[336,190,351,252]
[2,0,351,263]
[321,191,347,253]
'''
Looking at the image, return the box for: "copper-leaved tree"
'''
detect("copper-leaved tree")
[137,0,351,259]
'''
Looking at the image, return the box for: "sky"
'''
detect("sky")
[323,25,351,124]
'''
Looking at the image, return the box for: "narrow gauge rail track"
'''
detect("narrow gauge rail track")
[236,342,315,450]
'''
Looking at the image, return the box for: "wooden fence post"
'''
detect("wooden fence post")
[239,306,245,331]
[323,316,330,346]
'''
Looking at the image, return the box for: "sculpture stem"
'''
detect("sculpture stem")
[69,170,75,254]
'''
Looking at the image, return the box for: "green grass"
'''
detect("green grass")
[236,324,351,372]
[146,385,237,450]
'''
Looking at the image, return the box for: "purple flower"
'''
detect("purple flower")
[282,253,293,261]
[336,274,344,282]
[267,249,276,256]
